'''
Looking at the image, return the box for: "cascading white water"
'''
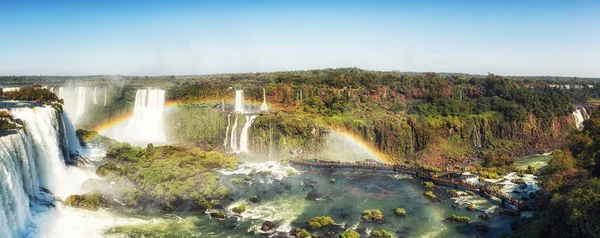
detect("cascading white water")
[0,105,88,236]
[239,115,257,153]
[106,89,167,145]
[223,114,231,149]
[234,89,244,113]
[103,88,107,106]
[580,106,590,119]
[93,87,97,105]
[260,88,269,111]
[74,86,86,124]
[573,108,585,130]
[230,114,239,152]
[58,87,64,98]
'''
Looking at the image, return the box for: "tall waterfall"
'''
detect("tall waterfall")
[223,114,231,148]
[573,107,586,130]
[0,105,87,237]
[230,114,239,152]
[93,87,98,105]
[74,86,86,124]
[260,88,269,111]
[58,87,64,98]
[103,88,107,106]
[239,115,257,153]
[234,89,244,113]
[107,89,167,145]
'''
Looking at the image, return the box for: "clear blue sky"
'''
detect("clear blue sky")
[0,0,598,77]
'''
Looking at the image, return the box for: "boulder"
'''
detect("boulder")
[261,221,274,232]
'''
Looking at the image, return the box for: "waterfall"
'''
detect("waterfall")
[239,115,257,153]
[580,107,590,120]
[260,88,269,111]
[58,87,64,99]
[234,89,244,113]
[472,122,483,148]
[230,114,239,152]
[106,89,167,145]
[0,105,88,236]
[223,114,231,149]
[573,108,585,130]
[103,88,107,106]
[93,87,97,105]
[74,86,86,124]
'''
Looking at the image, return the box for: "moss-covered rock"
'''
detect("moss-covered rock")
[423,181,434,189]
[448,214,470,222]
[371,229,393,238]
[307,216,335,229]
[340,229,360,238]
[232,204,246,214]
[64,193,105,211]
[362,209,384,222]
[424,191,436,199]
[395,208,406,216]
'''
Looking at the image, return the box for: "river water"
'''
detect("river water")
[106,159,524,238]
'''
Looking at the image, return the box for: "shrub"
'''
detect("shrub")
[466,190,476,195]
[448,214,470,222]
[232,204,246,214]
[330,178,336,184]
[449,190,459,197]
[467,204,476,211]
[395,208,406,216]
[249,195,259,203]
[340,229,360,238]
[423,181,434,189]
[307,216,335,229]
[371,229,393,238]
[362,209,384,222]
[424,191,436,199]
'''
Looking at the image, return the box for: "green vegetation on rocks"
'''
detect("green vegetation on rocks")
[64,193,105,211]
[371,229,393,238]
[232,204,246,214]
[0,85,60,104]
[448,214,470,222]
[423,182,434,189]
[340,229,360,238]
[395,208,406,216]
[362,209,384,222]
[307,216,335,229]
[424,191,436,199]
[295,228,311,237]
[93,142,237,211]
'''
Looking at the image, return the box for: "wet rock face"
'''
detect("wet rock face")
[306,191,323,201]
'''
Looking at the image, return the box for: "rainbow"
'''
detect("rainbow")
[89,99,392,164]
[329,127,393,163]
[91,99,269,137]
